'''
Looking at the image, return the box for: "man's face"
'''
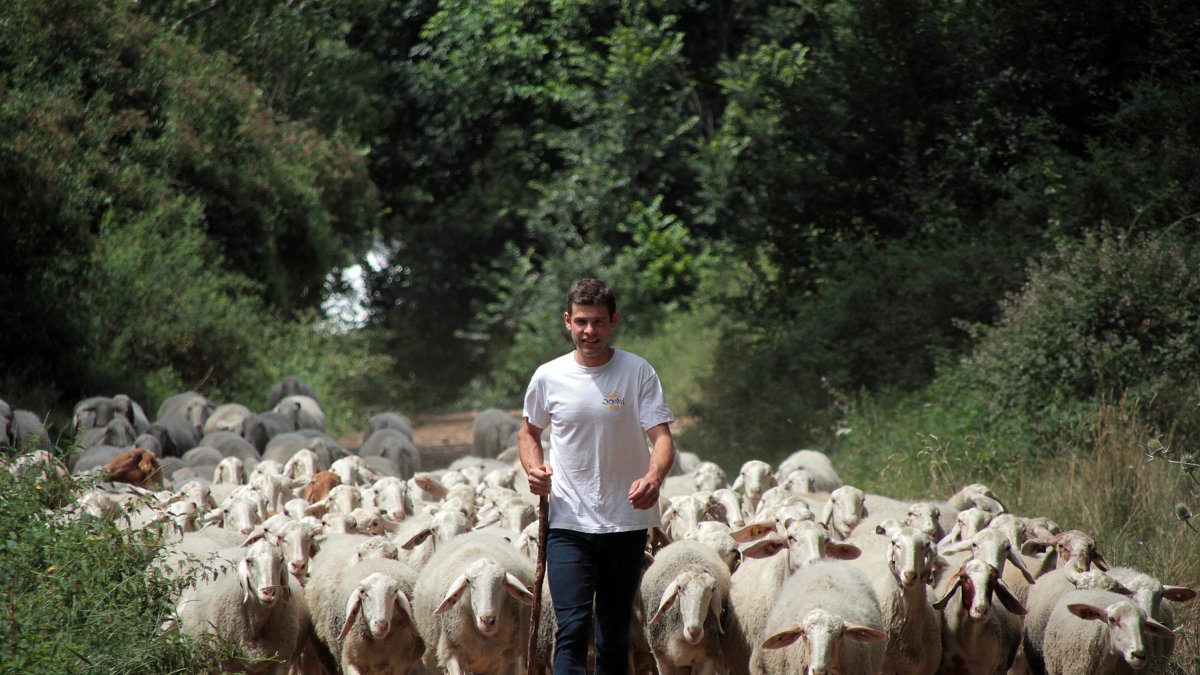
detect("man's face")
[564,303,619,365]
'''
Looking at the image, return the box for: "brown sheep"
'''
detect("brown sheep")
[303,470,342,504]
[104,447,161,488]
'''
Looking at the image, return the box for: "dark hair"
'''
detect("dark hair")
[567,278,617,317]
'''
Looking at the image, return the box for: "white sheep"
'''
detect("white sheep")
[1100,565,1196,669]
[732,460,777,515]
[640,540,732,675]
[1022,530,1111,671]
[172,539,306,674]
[933,558,1027,675]
[818,485,869,540]
[392,506,471,568]
[938,506,994,550]
[723,519,861,674]
[845,523,946,675]
[310,556,425,675]
[412,530,535,675]
[1041,588,1175,675]
[752,560,886,675]
[773,449,843,492]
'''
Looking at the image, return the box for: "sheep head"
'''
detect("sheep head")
[339,572,414,641]
[1067,600,1174,669]
[433,558,533,636]
[761,607,885,672]
[649,569,723,643]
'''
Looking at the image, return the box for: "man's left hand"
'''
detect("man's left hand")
[628,476,661,510]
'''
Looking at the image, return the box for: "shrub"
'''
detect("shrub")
[960,227,1200,442]
[0,454,236,673]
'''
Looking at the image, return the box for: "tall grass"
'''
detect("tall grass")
[829,393,1200,672]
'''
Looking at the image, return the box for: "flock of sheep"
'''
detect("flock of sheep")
[2,378,1196,675]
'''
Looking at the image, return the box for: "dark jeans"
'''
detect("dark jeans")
[546,528,647,675]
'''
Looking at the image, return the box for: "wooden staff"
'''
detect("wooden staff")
[526,495,549,675]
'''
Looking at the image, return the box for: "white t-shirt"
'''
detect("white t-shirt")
[523,348,674,533]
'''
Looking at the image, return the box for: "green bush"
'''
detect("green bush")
[0,457,236,673]
[960,228,1200,443]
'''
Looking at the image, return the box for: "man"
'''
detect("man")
[519,278,676,675]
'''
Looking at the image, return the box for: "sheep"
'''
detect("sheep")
[310,557,425,675]
[301,470,342,505]
[1101,566,1196,669]
[752,560,886,675]
[938,506,995,550]
[732,460,777,514]
[359,428,421,480]
[172,539,306,674]
[412,530,535,675]
[640,540,732,675]
[661,493,719,542]
[369,476,410,522]
[723,519,861,674]
[103,446,162,489]
[1041,588,1175,675]
[817,484,869,540]
[933,558,1027,675]
[1022,530,1111,671]
[682,521,743,574]
[773,449,843,492]
[392,506,471,568]
[245,518,322,584]
[845,524,946,675]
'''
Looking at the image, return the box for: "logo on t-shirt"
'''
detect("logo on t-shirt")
[602,392,625,410]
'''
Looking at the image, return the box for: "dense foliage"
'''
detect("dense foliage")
[2,0,1199,463]
[0,464,237,672]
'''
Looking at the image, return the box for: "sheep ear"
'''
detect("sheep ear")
[933,574,964,611]
[1067,603,1107,623]
[710,588,725,634]
[992,578,1027,616]
[380,516,401,533]
[475,509,501,529]
[1163,585,1197,603]
[506,573,535,606]
[394,589,415,624]
[820,499,834,527]
[650,580,680,625]
[401,528,434,550]
[412,473,448,499]
[1144,617,1176,639]
[741,537,785,560]
[434,575,469,615]
[938,538,973,556]
[1021,537,1055,556]
[937,523,963,550]
[339,588,363,640]
[649,527,671,551]
[731,474,744,492]
[824,542,862,561]
[761,623,805,650]
[1006,545,1037,584]
[1091,551,1110,571]
[241,527,267,547]
[844,622,886,643]
[239,558,253,604]
[730,522,775,543]
[875,518,901,537]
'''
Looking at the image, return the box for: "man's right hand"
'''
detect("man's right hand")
[526,463,553,496]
